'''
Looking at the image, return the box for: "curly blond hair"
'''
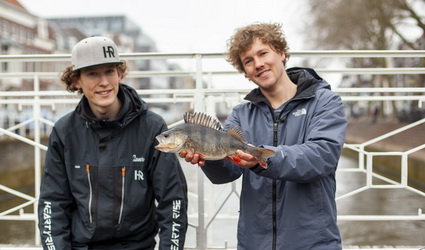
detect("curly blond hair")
[226,23,290,73]
[60,61,128,94]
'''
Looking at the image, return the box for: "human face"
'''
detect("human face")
[73,64,122,117]
[240,38,286,90]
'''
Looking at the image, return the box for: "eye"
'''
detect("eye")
[243,59,252,66]
[106,69,116,74]
[164,134,169,138]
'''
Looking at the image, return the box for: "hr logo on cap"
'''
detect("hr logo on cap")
[103,46,116,58]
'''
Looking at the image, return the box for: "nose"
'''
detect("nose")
[98,74,109,86]
[254,57,264,69]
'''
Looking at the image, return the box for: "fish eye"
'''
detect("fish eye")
[164,134,169,138]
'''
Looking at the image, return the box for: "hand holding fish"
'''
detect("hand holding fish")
[225,150,258,168]
[180,149,258,168]
[179,150,206,166]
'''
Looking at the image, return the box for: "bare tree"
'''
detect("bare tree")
[308,0,424,49]
[307,0,425,120]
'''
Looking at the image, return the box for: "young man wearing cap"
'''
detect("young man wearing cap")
[38,36,188,249]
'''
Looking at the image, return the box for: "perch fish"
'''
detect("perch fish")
[155,112,275,168]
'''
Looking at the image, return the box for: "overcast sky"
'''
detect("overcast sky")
[19,0,308,53]
[19,0,314,89]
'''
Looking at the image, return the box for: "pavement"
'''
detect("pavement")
[345,117,425,162]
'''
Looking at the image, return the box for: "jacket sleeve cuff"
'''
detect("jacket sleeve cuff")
[249,164,267,174]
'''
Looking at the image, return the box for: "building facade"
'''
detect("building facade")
[0,0,55,90]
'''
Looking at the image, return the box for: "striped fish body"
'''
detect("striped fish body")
[157,123,251,160]
[155,112,275,168]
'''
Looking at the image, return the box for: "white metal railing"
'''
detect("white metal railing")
[0,51,425,249]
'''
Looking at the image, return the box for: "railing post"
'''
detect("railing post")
[194,54,205,113]
[194,54,207,250]
[366,153,373,187]
[401,154,408,187]
[359,145,365,170]
[34,75,41,246]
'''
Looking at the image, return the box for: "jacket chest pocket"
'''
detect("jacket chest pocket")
[85,165,150,228]
[85,165,127,228]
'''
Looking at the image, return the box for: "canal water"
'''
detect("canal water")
[0,155,424,247]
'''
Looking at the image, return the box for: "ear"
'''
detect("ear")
[72,78,81,89]
[280,50,286,60]
[117,69,123,81]
[280,51,287,66]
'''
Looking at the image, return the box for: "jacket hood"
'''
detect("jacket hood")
[244,67,331,105]
[75,84,147,128]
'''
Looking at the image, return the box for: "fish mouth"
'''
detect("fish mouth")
[155,144,175,150]
[154,137,176,149]
[155,133,187,153]
[155,135,183,152]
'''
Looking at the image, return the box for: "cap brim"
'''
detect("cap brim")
[73,61,123,71]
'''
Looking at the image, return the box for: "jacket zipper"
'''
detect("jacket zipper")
[272,121,278,250]
[86,164,93,224]
[118,166,126,224]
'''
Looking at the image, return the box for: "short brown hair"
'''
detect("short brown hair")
[226,23,290,73]
[60,61,128,94]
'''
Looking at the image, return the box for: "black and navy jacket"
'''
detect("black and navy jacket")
[38,84,188,249]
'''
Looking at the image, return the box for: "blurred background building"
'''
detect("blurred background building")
[1,0,192,123]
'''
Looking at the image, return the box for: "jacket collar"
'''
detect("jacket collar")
[76,84,147,127]
[244,67,328,105]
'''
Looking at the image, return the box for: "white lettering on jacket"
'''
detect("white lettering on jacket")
[42,201,56,249]
[292,108,307,116]
[134,170,144,180]
[132,154,145,162]
[170,200,182,249]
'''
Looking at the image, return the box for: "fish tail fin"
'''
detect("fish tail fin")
[253,148,276,169]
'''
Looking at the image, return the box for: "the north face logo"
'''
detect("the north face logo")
[292,108,307,117]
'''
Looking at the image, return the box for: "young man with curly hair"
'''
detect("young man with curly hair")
[38,36,188,249]
[180,23,347,250]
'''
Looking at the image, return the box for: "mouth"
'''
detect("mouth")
[96,89,112,96]
[256,69,270,78]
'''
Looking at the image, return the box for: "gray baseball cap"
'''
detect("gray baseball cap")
[72,36,123,71]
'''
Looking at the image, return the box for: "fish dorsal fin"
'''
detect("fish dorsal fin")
[183,112,223,130]
[226,126,247,143]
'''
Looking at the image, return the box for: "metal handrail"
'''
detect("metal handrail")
[1,50,425,249]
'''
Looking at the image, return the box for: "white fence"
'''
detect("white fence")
[1,51,425,249]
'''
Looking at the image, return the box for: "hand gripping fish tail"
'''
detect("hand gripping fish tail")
[155,111,276,167]
[252,147,276,169]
